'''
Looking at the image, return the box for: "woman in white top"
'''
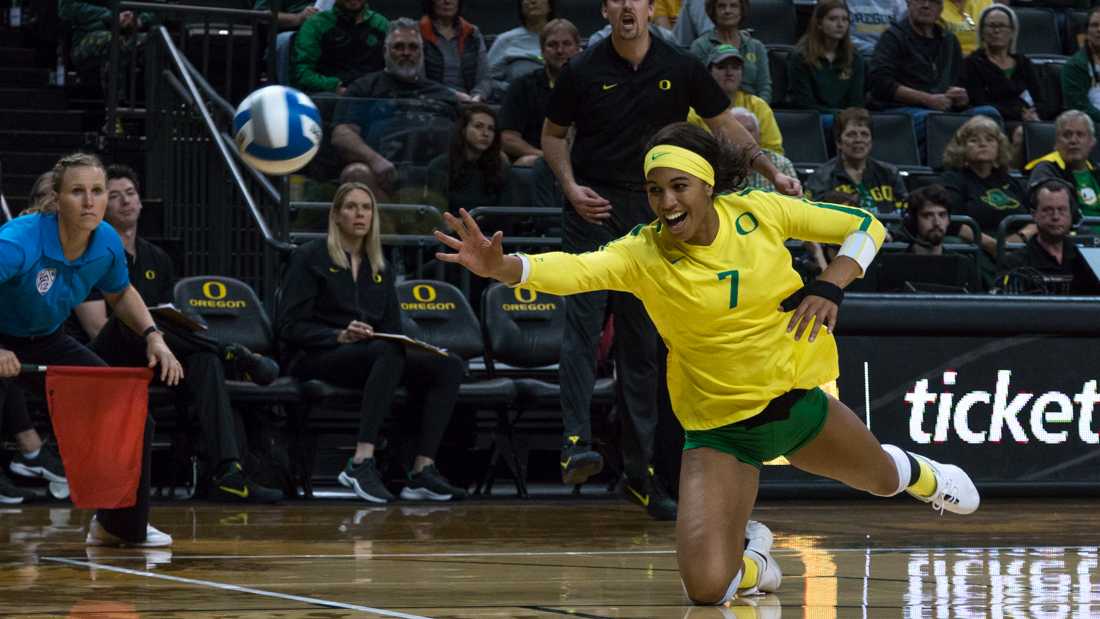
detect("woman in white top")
[487,0,555,92]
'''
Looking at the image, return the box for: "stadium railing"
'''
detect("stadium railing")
[106,1,277,136]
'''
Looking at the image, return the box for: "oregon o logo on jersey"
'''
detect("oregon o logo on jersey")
[735,212,759,235]
[145,270,156,280]
[514,287,537,303]
[658,79,672,90]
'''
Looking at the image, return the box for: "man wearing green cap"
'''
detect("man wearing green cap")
[687,44,783,154]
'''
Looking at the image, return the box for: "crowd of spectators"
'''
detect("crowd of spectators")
[260,0,1100,280]
[14,0,1100,514]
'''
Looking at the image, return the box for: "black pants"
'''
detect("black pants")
[0,378,33,438]
[295,341,463,458]
[91,317,240,470]
[0,329,153,543]
[560,180,660,484]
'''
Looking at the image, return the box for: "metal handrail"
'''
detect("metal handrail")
[121,1,275,18]
[0,193,12,223]
[155,25,293,254]
[157,66,281,205]
[107,0,276,134]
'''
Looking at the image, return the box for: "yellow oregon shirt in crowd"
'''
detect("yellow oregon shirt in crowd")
[521,189,886,431]
[940,0,993,55]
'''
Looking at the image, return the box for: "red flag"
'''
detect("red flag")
[45,366,152,509]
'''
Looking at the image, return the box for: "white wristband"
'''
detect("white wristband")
[511,253,531,286]
[837,231,878,275]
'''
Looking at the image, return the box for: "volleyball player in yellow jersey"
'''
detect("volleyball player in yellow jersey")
[434,122,981,606]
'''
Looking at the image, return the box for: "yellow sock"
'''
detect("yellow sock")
[908,458,937,498]
[737,553,761,590]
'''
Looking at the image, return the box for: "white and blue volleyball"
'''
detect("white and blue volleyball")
[233,85,322,176]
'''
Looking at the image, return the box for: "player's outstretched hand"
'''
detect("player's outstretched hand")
[435,209,507,280]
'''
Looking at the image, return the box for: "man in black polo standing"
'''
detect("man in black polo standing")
[543,0,799,521]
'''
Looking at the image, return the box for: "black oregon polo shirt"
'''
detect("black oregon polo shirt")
[128,237,175,305]
[547,35,729,186]
[499,67,553,150]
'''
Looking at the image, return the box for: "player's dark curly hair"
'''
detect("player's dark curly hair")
[643,122,751,194]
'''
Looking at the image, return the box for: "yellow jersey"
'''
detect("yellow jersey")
[940,0,992,55]
[522,189,886,431]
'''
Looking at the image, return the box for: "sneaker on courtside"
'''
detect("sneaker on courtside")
[10,444,66,483]
[560,436,603,485]
[210,462,284,504]
[86,516,173,547]
[740,547,783,595]
[907,454,980,515]
[400,464,467,501]
[0,473,33,504]
[740,520,781,594]
[338,457,394,504]
[623,467,677,521]
[745,520,774,552]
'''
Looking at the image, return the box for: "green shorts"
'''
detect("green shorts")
[683,387,830,469]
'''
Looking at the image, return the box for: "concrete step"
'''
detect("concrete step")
[0,108,84,132]
[0,151,65,175]
[0,87,65,109]
[0,129,92,151]
[0,67,49,88]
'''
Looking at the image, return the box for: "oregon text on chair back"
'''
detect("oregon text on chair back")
[395,279,484,360]
[480,283,564,370]
[173,276,275,356]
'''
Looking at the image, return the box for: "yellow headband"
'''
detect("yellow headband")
[643,144,715,187]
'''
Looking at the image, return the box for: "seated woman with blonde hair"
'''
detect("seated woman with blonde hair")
[278,182,467,504]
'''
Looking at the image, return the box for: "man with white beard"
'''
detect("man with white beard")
[332,18,458,201]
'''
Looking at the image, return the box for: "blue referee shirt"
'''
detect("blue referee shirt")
[0,213,130,337]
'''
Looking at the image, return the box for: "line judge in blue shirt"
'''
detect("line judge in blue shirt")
[0,152,181,547]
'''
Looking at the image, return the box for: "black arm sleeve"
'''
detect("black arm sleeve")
[276,248,342,349]
[545,59,579,128]
[868,30,902,104]
[688,55,731,119]
[497,75,526,133]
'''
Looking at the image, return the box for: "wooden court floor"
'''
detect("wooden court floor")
[1,497,1098,618]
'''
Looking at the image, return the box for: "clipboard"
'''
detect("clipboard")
[149,303,208,332]
[372,332,450,357]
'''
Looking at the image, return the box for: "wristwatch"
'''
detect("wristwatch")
[142,325,160,339]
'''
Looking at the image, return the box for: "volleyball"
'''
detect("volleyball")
[233,85,322,176]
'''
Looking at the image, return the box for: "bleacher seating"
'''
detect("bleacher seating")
[766,44,794,109]
[1015,8,1062,56]
[869,113,923,169]
[747,0,798,47]
[1066,10,1089,55]
[1030,55,1068,113]
[774,109,827,166]
[1023,121,1056,164]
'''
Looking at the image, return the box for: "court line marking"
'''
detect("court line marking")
[42,556,431,619]
[44,544,1099,561]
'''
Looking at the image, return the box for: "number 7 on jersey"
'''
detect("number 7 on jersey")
[717,270,739,309]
